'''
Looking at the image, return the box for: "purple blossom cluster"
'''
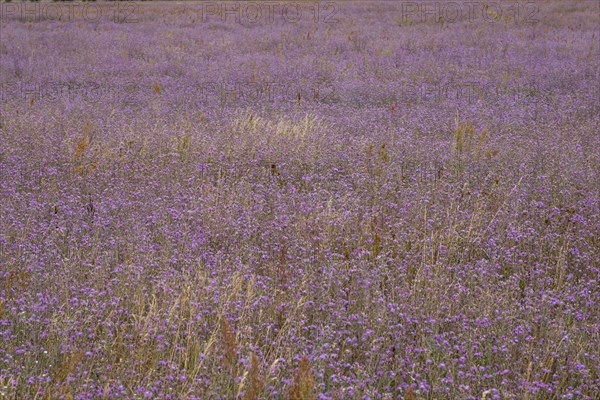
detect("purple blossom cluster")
[0,1,599,399]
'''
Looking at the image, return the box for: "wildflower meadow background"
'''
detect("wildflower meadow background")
[0,1,599,399]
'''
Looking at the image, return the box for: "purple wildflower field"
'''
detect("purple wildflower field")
[0,0,599,399]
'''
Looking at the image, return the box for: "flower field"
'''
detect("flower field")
[0,1,599,399]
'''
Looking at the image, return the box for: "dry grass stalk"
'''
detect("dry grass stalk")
[53,350,84,384]
[287,355,317,400]
[404,387,417,400]
[220,319,238,374]
[243,353,265,400]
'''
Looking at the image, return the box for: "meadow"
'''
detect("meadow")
[0,1,599,399]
